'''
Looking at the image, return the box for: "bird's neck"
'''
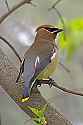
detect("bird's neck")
[35,36,55,45]
[25,37,58,59]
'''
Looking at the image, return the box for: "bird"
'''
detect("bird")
[16,25,63,102]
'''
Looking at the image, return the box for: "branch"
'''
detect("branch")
[35,79,83,97]
[0,0,35,64]
[59,61,70,73]
[51,8,66,40]
[0,36,22,63]
[48,0,63,11]
[48,0,66,40]
[5,0,10,11]
[54,8,65,28]
[0,0,33,24]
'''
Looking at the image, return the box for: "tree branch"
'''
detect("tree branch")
[35,79,83,97]
[0,0,35,64]
[0,36,22,62]
[59,61,70,73]
[48,0,63,11]
[5,0,10,11]
[48,0,66,40]
[0,0,32,24]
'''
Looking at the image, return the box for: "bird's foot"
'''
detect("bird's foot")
[34,79,43,87]
[35,78,54,88]
[48,77,54,88]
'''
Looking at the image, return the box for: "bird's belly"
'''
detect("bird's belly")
[37,55,58,80]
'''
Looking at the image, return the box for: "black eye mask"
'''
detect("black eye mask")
[45,27,59,32]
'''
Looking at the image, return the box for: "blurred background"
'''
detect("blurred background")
[0,0,83,125]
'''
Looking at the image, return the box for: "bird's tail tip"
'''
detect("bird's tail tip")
[21,97,30,103]
[16,97,30,103]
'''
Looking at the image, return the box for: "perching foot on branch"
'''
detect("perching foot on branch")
[35,77,54,88]
[35,78,83,97]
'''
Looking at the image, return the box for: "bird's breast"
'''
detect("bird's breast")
[36,47,58,80]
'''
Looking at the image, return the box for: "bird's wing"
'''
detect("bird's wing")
[33,55,51,78]
[32,46,58,81]
[27,55,50,95]
[23,57,36,97]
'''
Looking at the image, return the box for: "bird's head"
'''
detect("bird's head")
[36,25,63,40]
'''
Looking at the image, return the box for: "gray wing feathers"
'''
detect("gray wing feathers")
[23,58,36,97]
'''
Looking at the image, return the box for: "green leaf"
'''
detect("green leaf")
[27,106,44,117]
[59,18,83,60]
[27,105,47,125]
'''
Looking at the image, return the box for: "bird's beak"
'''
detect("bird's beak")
[53,28,64,34]
[57,28,64,33]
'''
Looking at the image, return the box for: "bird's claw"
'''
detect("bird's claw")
[35,78,54,88]
[37,83,41,87]
[48,77,54,88]
[35,79,41,87]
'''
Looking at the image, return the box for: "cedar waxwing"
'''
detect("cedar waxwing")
[16,25,63,102]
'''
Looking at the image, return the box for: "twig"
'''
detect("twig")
[54,8,65,28]
[0,0,32,24]
[0,0,36,64]
[52,7,66,40]
[35,79,83,97]
[5,0,10,11]
[0,0,34,63]
[0,36,22,63]
[59,61,70,73]
[48,0,66,40]
[48,0,63,11]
